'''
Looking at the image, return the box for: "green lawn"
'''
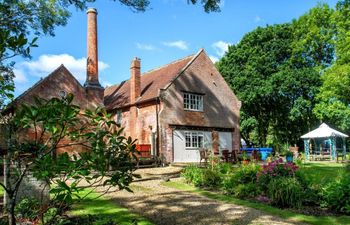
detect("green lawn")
[70,189,154,225]
[300,162,344,185]
[163,162,350,225]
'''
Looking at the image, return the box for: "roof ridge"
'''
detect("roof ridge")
[162,48,204,91]
[141,53,195,77]
[14,64,69,102]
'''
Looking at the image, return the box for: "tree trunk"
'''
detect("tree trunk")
[3,154,9,213]
[7,194,16,225]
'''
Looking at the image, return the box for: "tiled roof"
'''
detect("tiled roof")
[104,54,195,110]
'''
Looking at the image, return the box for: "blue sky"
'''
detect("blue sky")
[13,0,338,96]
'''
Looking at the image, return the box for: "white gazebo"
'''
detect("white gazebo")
[301,123,348,161]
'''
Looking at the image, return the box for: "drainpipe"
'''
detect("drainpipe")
[155,97,160,157]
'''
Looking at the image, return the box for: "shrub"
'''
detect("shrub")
[257,158,299,191]
[181,165,204,187]
[234,163,261,184]
[302,186,322,206]
[15,198,40,220]
[322,172,350,214]
[222,163,261,195]
[233,183,260,199]
[268,177,303,208]
[202,169,222,188]
[214,162,234,175]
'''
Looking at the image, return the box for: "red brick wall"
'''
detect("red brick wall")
[159,51,241,162]
[111,103,157,145]
[11,66,103,155]
[15,66,99,109]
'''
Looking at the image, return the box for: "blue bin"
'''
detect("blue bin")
[240,148,273,161]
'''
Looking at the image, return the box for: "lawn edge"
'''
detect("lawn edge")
[161,180,350,225]
[70,188,155,225]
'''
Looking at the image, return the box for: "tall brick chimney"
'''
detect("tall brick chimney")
[129,57,141,140]
[85,8,103,105]
[130,57,141,103]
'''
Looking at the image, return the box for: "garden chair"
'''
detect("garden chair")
[199,148,209,165]
[221,149,232,163]
[252,149,260,161]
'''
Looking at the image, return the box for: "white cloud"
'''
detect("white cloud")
[209,55,219,63]
[162,40,189,50]
[101,79,112,88]
[254,15,262,23]
[212,41,231,57]
[13,68,28,83]
[136,43,156,51]
[18,54,109,82]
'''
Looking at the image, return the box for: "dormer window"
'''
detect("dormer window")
[183,92,203,111]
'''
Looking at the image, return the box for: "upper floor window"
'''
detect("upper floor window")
[183,92,203,111]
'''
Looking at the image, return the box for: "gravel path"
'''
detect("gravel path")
[99,166,306,225]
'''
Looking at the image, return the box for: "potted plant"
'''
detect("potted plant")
[242,151,250,165]
[285,150,294,162]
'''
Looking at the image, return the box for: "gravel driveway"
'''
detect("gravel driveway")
[100,166,306,225]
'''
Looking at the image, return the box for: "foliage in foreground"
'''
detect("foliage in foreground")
[1,94,138,225]
[322,169,350,214]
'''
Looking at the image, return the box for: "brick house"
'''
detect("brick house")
[5,8,241,163]
[105,49,241,163]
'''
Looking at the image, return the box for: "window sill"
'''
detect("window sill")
[185,148,201,150]
[184,109,204,112]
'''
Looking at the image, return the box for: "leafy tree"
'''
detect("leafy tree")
[187,0,221,12]
[290,3,335,68]
[217,2,341,148]
[333,0,350,64]
[2,94,137,225]
[217,24,292,145]
[217,22,323,148]
[314,64,350,132]
[313,1,350,132]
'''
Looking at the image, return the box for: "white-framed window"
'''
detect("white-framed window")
[185,131,204,149]
[116,110,122,125]
[183,92,203,111]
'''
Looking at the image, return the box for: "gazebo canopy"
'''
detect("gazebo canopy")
[301,123,348,139]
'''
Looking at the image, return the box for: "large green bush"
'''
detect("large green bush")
[214,163,234,175]
[233,183,260,199]
[182,165,204,187]
[222,163,261,196]
[322,171,350,214]
[257,159,299,191]
[268,177,303,208]
[202,169,222,188]
[182,163,230,188]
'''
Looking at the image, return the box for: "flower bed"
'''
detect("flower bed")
[181,160,350,215]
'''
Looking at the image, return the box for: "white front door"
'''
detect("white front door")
[173,130,212,163]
